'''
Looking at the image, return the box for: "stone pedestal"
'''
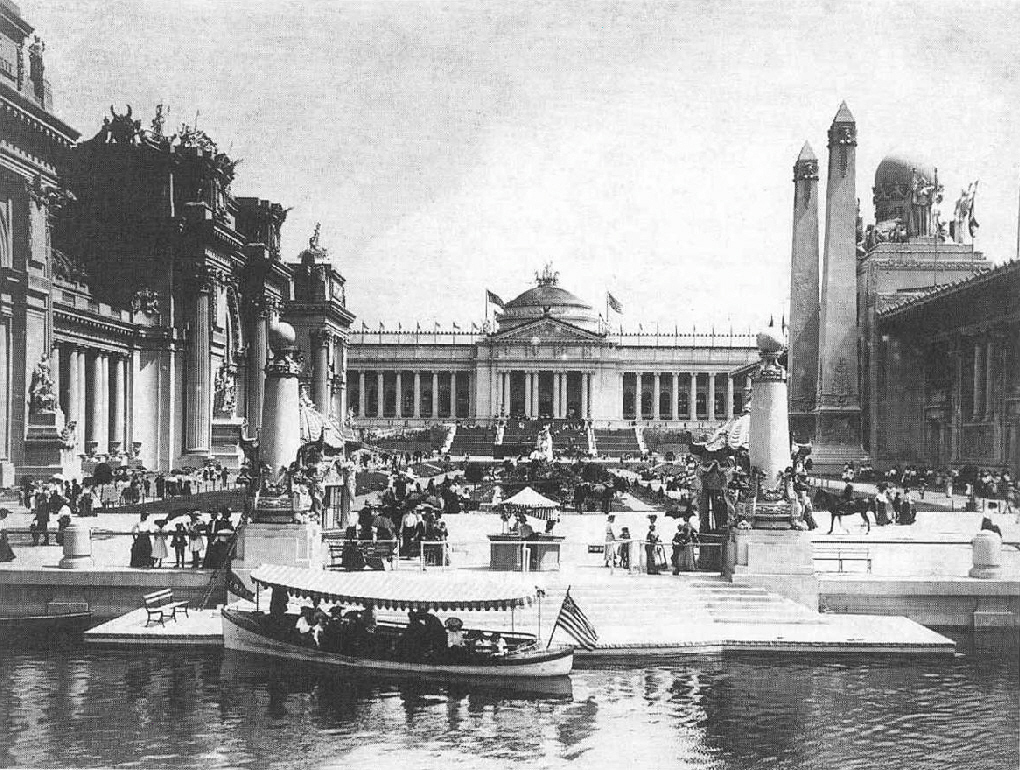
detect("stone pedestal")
[22,410,79,481]
[969,531,1004,579]
[731,528,819,611]
[231,520,324,591]
[211,418,245,470]
[58,524,95,570]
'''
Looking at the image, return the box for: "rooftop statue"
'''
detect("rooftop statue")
[951,181,980,244]
[96,105,142,145]
[908,167,943,238]
[535,262,560,287]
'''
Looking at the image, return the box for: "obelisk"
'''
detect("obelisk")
[788,142,819,442]
[814,101,863,468]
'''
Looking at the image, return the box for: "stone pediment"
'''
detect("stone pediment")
[491,316,604,344]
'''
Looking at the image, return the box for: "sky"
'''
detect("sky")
[23,0,1020,331]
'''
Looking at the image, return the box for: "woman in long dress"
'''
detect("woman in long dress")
[129,513,153,568]
[673,520,699,573]
[151,520,169,567]
[645,524,662,575]
[0,508,15,562]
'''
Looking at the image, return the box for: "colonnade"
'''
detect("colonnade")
[967,336,999,422]
[621,371,743,422]
[57,344,130,456]
[496,370,593,419]
[348,369,472,420]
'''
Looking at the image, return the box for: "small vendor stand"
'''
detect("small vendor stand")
[489,486,564,572]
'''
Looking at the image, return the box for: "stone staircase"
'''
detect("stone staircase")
[687,581,823,624]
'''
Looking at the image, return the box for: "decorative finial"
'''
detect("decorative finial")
[310,222,321,250]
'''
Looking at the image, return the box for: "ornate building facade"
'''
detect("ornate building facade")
[788,103,1019,473]
[347,267,758,432]
[0,2,353,483]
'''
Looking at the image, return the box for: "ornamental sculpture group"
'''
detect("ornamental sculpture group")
[861,170,979,251]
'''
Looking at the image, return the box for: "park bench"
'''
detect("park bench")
[143,589,190,626]
[813,544,872,574]
[327,540,397,570]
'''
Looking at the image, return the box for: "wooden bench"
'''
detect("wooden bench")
[813,545,872,574]
[327,540,397,571]
[143,589,190,626]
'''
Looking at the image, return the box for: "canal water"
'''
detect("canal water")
[0,632,1016,769]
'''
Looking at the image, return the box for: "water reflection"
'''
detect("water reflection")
[0,636,1015,769]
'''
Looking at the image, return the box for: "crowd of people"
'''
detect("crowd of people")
[603,513,701,575]
[128,508,238,569]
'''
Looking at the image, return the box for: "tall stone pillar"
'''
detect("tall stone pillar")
[581,373,589,419]
[67,347,81,441]
[814,102,862,465]
[413,372,421,418]
[185,275,213,455]
[689,372,698,421]
[357,371,366,417]
[261,322,303,474]
[652,373,661,420]
[552,373,561,418]
[708,373,716,421]
[671,373,679,421]
[110,355,126,454]
[525,373,533,418]
[749,330,791,491]
[789,142,820,439]
[76,349,86,449]
[311,330,331,415]
[431,372,439,418]
[985,339,994,419]
[394,370,403,418]
[972,342,983,420]
[248,297,272,434]
[726,375,735,419]
[88,352,104,453]
[376,371,384,417]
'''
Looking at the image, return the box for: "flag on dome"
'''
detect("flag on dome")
[486,290,505,309]
[607,292,623,314]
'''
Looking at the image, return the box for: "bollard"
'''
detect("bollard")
[58,524,95,569]
[969,530,1003,579]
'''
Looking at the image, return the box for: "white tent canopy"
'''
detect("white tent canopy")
[499,486,559,509]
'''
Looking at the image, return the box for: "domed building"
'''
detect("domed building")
[346,263,759,455]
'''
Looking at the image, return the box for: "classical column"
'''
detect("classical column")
[552,373,561,418]
[248,297,272,433]
[67,347,81,434]
[358,371,366,417]
[524,373,533,418]
[49,345,61,412]
[726,375,734,419]
[88,352,109,454]
[394,370,403,418]
[376,371,385,418]
[689,372,698,421]
[185,274,213,454]
[311,329,331,415]
[77,349,86,447]
[652,372,661,420]
[707,373,716,421]
[499,372,507,415]
[431,372,439,418]
[985,339,995,419]
[100,353,110,453]
[670,372,679,421]
[533,372,540,417]
[581,373,589,419]
[110,355,126,453]
[972,342,983,420]
[413,372,421,418]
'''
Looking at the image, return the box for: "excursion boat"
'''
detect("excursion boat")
[222,565,574,679]
[0,610,92,639]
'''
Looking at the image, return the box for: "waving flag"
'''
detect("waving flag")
[607,292,623,314]
[486,290,506,309]
[452,322,461,330]
[551,588,598,650]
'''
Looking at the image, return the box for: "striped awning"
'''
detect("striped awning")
[250,565,539,611]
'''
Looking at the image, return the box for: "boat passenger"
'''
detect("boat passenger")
[492,632,507,655]
[445,617,464,647]
[295,607,314,642]
[420,610,448,655]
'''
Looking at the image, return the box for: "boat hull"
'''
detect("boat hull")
[222,608,573,678]
[0,612,93,639]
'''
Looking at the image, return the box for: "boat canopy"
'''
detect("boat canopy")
[250,565,541,612]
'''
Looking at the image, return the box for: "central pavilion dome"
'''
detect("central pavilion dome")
[496,264,600,333]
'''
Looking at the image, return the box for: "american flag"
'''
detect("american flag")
[606,292,623,314]
[553,588,598,650]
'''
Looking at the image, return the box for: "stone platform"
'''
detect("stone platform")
[85,607,223,646]
[80,566,955,658]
